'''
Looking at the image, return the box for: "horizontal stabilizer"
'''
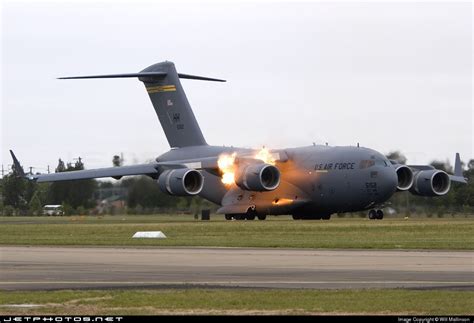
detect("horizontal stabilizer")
[177,73,226,82]
[58,72,168,80]
[58,72,225,82]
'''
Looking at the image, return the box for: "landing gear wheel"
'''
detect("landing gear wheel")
[368,209,376,220]
[376,209,384,220]
[292,214,302,220]
[225,214,233,221]
[257,215,267,221]
[246,214,256,220]
[321,214,331,220]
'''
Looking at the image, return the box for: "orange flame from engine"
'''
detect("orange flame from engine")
[217,152,237,185]
[254,147,276,165]
[217,148,276,185]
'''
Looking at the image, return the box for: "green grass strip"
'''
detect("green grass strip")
[0,217,473,249]
[0,289,472,315]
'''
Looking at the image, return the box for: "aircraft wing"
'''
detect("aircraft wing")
[30,164,161,182]
[407,153,467,184]
[9,150,222,183]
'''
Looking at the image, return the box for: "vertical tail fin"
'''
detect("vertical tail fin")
[139,62,208,148]
[58,61,225,148]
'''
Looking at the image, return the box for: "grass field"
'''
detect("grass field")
[1,289,473,315]
[1,216,473,315]
[0,215,473,249]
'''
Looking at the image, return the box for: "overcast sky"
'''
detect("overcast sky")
[1,0,472,174]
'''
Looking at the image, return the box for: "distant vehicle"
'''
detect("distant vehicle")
[10,61,468,220]
[42,205,64,216]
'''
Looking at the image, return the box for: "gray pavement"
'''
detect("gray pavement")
[1,246,472,290]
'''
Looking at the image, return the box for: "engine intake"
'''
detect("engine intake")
[235,163,280,191]
[158,168,204,196]
[394,165,414,191]
[409,170,451,196]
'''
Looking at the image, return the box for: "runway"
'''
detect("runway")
[1,247,472,290]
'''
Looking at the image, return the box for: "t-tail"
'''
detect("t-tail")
[59,61,225,148]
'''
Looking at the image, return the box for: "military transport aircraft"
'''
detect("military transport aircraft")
[10,61,467,220]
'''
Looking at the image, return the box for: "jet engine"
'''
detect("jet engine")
[409,169,451,196]
[158,168,204,196]
[235,163,280,191]
[394,165,414,191]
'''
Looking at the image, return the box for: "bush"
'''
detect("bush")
[76,206,86,215]
[62,203,74,216]
[3,205,16,216]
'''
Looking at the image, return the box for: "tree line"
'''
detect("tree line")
[0,155,213,216]
[0,152,473,216]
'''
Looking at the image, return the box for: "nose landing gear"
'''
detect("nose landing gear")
[368,209,384,220]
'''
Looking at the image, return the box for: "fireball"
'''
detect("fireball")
[254,147,276,165]
[217,148,276,185]
[217,152,237,185]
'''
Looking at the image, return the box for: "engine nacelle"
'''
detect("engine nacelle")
[394,165,414,191]
[158,168,204,196]
[235,163,280,191]
[409,169,451,196]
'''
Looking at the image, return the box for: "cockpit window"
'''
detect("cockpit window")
[375,159,387,167]
[360,159,388,168]
[359,160,375,169]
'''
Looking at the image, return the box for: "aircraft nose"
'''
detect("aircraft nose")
[377,167,398,201]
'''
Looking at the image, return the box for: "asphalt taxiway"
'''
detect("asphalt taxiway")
[1,247,472,290]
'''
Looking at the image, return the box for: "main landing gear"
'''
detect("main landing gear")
[292,214,331,220]
[368,209,384,220]
[225,214,267,220]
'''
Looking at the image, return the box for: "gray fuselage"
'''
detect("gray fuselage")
[157,144,398,217]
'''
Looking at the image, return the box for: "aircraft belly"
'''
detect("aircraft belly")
[218,180,310,215]
[198,171,228,205]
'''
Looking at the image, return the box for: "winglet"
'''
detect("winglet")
[450,153,467,184]
[9,150,26,178]
[454,153,463,177]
